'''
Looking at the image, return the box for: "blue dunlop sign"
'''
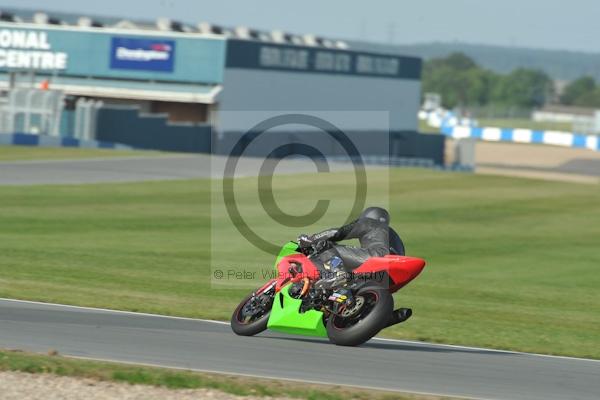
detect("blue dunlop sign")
[110,37,175,72]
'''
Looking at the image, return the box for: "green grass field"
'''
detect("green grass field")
[419,118,574,134]
[476,118,574,132]
[0,350,443,400]
[1,169,599,358]
[418,120,441,134]
[0,145,167,161]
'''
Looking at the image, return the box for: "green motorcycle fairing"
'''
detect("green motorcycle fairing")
[266,242,328,337]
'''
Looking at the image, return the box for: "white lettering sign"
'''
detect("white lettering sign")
[259,46,309,69]
[257,45,400,77]
[0,29,68,70]
[116,47,170,62]
[315,51,351,72]
[356,55,399,75]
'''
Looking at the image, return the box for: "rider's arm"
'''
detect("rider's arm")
[311,219,358,243]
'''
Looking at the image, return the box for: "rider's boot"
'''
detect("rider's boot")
[386,307,412,327]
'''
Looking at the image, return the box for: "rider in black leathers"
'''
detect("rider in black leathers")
[298,207,402,272]
[298,207,412,326]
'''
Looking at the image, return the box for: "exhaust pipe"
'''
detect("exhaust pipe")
[386,308,412,328]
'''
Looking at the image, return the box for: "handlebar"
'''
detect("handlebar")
[296,240,332,257]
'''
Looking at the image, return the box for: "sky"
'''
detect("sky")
[4,0,600,53]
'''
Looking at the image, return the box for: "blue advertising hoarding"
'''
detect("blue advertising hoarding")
[110,37,175,72]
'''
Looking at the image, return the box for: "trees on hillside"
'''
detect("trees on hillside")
[423,52,600,110]
[490,69,553,108]
[422,54,492,108]
[560,76,595,105]
[559,76,600,108]
[423,53,553,110]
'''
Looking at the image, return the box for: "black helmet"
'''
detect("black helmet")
[359,207,390,224]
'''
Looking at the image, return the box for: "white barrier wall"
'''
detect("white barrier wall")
[441,125,600,151]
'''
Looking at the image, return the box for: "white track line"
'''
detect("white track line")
[371,337,600,364]
[0,297,228,325]
[1,297,598,364]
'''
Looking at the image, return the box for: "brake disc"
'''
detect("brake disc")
[340,296,364,317]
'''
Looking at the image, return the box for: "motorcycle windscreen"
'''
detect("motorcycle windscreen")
[267,283,327,337]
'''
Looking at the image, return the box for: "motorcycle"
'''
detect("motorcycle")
[231,240,426,346]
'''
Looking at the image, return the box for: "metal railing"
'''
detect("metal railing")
[0,88,65,136]
[73,98,103,140]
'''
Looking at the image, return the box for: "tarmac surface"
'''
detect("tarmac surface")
[0,155,363,185]
[2,143,599,185]
[1,299,599,400]
[473,141,600,183]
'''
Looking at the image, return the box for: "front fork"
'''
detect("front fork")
[255,279,277,296]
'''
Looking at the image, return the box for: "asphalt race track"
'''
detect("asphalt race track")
[0,155,369,185]
[1,299,598,400]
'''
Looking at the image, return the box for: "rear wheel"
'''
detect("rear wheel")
[326,284,393,346]
[230,290,273,336]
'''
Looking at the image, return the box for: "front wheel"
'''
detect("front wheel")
[231,289,273,336]
[326,285,393,346]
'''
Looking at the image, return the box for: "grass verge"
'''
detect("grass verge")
[0,145,169,161]
[0,169,599,358]
[476,118,573,131]
[419,118,575,133]
[0,349,450,400]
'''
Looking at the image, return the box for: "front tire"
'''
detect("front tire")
[231,290,273,336]
[326,285,393,346]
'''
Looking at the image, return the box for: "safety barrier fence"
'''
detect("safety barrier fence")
[441,125,599,151]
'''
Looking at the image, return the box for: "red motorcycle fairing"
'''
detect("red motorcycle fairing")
[268,253,425,294]
[254,254,321,295]
[353,255,426,293]
[274,254,320,292]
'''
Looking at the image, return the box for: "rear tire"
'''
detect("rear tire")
[230,291,272,336]
[326,285,393,346]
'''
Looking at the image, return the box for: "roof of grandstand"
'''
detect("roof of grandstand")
[0,7,349,49]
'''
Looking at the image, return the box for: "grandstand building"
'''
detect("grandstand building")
[0,9,422,132]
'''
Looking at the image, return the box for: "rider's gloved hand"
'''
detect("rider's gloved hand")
[314,239,329,252]
[297,234,314,250]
